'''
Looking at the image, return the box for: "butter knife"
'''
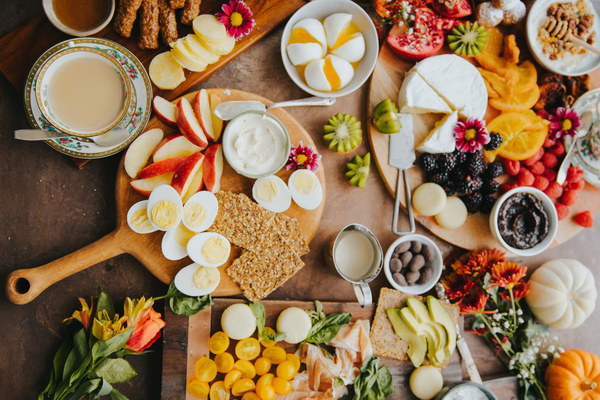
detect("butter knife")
[389,113,416,235]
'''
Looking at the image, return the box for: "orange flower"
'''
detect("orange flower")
[459,285,489,314]
[491,261,527,289]
[499,281,530,300]
[441,272,474,301]
[470,249,505,269]
[63,297,94,330]
[123,297,166,352]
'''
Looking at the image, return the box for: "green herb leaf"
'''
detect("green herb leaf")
[69,378,101,400]
[97,378,114,396]
[352,357,394,400]
[91,329,133,361]
[249,301,266,331]
[166,282,214,316]
[304,302,351,345]
[110,387,130,400]
[94,358,138,384]
[96,288,115,320]
[306,300,326,324]
[62,328,88,381]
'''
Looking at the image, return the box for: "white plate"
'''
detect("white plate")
[24,38,152,159]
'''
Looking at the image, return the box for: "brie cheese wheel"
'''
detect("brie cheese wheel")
[417,111,459,154]
[398,71,453,114]
[413,54,488,120]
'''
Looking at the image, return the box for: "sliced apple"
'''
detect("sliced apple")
[153,96,177,126]
[182,166,204,203]
[184,34,219,64]
[137,156,187,179]
[203,144,223,193]
[130,173,175,197]
[209,93,224,142]
[193,89,216,142]
[171,39,207,72]
[171,152,205,195]
[153,134,203,162]
[177,97,208,148]
[124,128,164,178]
[149,52,185,90]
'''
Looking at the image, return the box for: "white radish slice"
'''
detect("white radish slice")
[193,14,229,45]
[435,196,467,229]
[149,52,185,90]
[412,183,447,216]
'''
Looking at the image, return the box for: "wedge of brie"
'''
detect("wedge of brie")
[416,111,459,154]
[398,71,453,114]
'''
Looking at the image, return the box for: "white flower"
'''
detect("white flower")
[541,353,548,359]
[521,370,529,379]
[517,309,523,316]
[558,347,565,353]
[493,313,502,321]
[509,309,515,315]
[518,317,525,324]
[548,345,555,353]
[504,321,510,329]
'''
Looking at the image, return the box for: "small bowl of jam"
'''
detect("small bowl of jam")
[489,187,558,256]
[43,0,115,37]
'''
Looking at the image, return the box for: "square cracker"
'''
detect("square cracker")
[271,214,310,256]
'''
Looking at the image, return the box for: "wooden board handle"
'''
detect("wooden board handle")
[5,230,125,305]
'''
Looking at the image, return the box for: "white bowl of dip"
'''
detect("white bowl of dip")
[222,111,291,179]
[435,382,498,400]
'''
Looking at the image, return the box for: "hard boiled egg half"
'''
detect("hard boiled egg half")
[147,185,183,231]
[252,175,291,213]
[287,18,327,67]
[187,232,231,267]
[127,200,157,234]
[305,55,354,92]
[182,191,219,233]
[324,13,365,63]
[161,223,196,261]
[288,169,323,210]
[174,263,220,296]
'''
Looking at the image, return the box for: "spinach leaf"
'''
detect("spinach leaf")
[166,282,214,316]
[304,301,351,345]
[352,357,393,400]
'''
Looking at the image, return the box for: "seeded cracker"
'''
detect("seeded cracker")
[272,214,310,256]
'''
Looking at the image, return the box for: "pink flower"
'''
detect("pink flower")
[548,107,580,141]
[454,118,490,153]
[216,0,255,40]
[286,141,321,172]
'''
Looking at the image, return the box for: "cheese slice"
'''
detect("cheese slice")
[417,111,459,154]
[398,71,453,114]
[413,54,488,120]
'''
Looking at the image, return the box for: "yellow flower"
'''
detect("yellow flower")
[92,309,128,341]
[123,296,166,352]
[63,297,94,330]
[123,296,154,328]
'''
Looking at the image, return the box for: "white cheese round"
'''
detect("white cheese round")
[435,196,468,229]
[276,307,312,344]
[221,303,256,340]
[409,366,443,400]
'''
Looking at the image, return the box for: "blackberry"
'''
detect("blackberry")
[481,180,500,195]
[429,171,449,186]
[467,153,486,176]
[461,191,483,213]
[441,181,456,195]
[480,195,497,214]
[484,132,503,151]
[457,175,482,195]
[437,153,456,171]
[450,168,467,184]
[452,150,469,167]
[420,153,438,174]
[485,161,504,179]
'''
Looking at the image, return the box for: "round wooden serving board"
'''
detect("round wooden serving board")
[6,89,325,305]
[367,44,600,251]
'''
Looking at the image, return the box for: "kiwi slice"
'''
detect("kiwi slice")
[323,113,362,153]
[447,21,489,57]
[373,98,402,134]
[346,152,371,188]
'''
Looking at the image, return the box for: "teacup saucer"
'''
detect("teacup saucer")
[568,87,600,187]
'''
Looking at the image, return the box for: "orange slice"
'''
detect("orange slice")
[503,34,520,64]
[483,112,530,162]
[489,85,540,112]
[499,125,547,161]
[480,27,503,57]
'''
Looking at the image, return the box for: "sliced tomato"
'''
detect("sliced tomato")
[387,24,444,61]
[431,0,472,19]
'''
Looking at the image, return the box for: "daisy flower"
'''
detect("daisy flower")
[454,118,490,153]
[490,260,527,289]
[286,141,321,172]
[458,285,489,314]
[216,0,256,40]
[548,107,580,141]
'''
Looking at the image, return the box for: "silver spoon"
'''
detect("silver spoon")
[14,127,130,147]
[214,96,336,121]
[556,109,594,185]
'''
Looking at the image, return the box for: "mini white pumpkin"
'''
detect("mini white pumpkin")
[526,259,597,330]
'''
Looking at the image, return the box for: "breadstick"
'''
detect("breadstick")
[169,0,185,9]
[180,0,202,25]
[114,0,144,38]
[158,0,178,45]
[139,0,160,49]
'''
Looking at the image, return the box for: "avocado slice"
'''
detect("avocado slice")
[386,308,427,368]
[427,296,457,361]
[403,298,449,366]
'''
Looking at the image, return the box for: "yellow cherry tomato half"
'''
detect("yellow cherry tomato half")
[276,361,296,380]
[242,392,261,400]
[208,331,230,355]
[224,369,242,391]
[187,377,210,398]
[258,384,275,400]
[195,356,218,383]
[253,357,272,376]
[214,352,235,374]
[255,373,274,395]
[233,359,256,379]
[235,338,261,361]
[232,378,256,396]
[262,346,287,364]
[286,354,301,373]
[209,381,229,400]
[259,327,277,348]
[272,377,293,395]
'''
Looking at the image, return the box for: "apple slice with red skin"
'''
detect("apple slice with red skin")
[177,97,208,148]
[124,128,164,178]
[203,144,223,193]
[152,134,204,162]
[171,152,205,195]
[137,156,187,180]
[209,93,223,142]
[192,89,216,142]
[182,166,204,203]
[130,173,175,197]
[153,96,177,126]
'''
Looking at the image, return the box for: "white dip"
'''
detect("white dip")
[225,112,288,176]
[444,385,489,400]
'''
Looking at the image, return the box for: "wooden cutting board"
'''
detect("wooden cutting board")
[4,89,326,305]
[161,298,464,400]
[367,43,600,251]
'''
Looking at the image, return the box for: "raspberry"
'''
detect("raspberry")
[542,153,558,168]
[552,142,565,156]
[560,189,578,206]
[543,137,556,148]
[523,148,544,166]
[543,168,557,181]
[504,159,520,176]
[517,169,535,186]
[530,161,545,175]
[537,109,550,119]
[555,203,569,221]
[532,176,550,191]
[573,210,594,228]
[500,183,518,193]
[544,181,563,199]
[568,180,585,191]
[566,166,584,183]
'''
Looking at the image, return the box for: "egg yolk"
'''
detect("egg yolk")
[294,172,315,195]
[256,179,279,202]
[175,225,196,247]
[323,57,341,90]
[184,202,207,228]
[151,200,179,230]
[202,237,229,265]
[331,23,360,50]
[289,27,320,44]
[192,266,220,289]
[130,208,154,232]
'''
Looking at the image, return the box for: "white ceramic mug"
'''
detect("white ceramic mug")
[331,223,383,307]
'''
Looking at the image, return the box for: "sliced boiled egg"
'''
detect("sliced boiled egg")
[304,55,354,92]
[323,13,353,49]
[187,232,231,267]
[174,263,221,297]
[162,223,196,260]
[127,200,157,234]
[331,32,365,63]
[252,175,291,213]
[288,169,322,210]
[304,59,331,91]
[147,185,183,231]
[289,18,327,56]
[287,43,323,66]
[183,191,219,233]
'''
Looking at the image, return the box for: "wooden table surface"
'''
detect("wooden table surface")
[1,3,599,399]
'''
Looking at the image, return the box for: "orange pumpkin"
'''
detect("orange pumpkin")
[546,349,600,400]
